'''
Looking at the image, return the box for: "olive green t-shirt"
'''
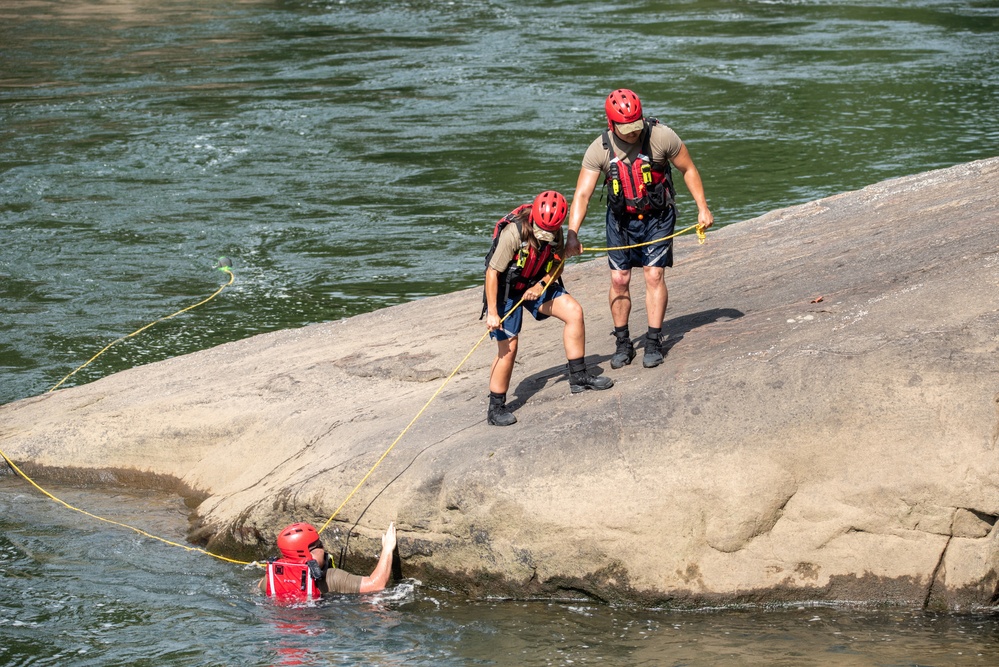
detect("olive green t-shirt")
[581,123,683,175]
[488,219,565,274]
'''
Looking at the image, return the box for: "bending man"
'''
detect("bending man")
[484,190,613,426]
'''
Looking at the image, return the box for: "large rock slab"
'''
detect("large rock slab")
[2,158,998,609]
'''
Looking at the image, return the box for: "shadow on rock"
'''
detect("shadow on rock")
[506,307,744,411]
[661,307,744,353]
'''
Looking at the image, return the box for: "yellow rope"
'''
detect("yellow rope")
[0,447,259,567]
[12,224,710,561]
[5,263,258,566]
[317,222,709,532]
[49,267,235,392]
[581,222,706,253]
[317,259,566,534]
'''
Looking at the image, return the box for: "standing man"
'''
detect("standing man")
[565,89,713,369]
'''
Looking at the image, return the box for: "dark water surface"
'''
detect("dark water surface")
[2,0,999,663]
[2,478,998,666]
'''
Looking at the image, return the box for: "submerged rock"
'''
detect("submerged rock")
[2,158,998,609]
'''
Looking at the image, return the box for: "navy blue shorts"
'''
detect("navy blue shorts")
[605,207,676,271]
[490,283,568,342]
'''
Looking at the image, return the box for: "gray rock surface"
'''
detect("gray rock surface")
[3,158,998,609]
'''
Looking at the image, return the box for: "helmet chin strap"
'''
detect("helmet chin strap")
[306,559,324,581]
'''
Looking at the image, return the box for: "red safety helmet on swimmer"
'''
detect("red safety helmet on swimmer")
[605,89,643,128]
[530,191,568,232]
[277,522,321,562]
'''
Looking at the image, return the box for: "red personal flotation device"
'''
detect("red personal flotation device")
[265,559,322,603]
[480,205,561,318]
[603,118,675,218]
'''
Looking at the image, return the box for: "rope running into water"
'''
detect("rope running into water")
[49,266,235,392]
[0,447,259,567]
[8,227,704,563]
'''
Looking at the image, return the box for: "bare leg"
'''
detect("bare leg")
[541,294,613,393]
[609,268,633,328]
[643,265,668,328]
[641,266,669,368]
[488,336,518,395]
[540,294,585,360]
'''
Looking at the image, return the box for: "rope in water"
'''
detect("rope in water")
[49,262,235,392]
[6,226,706,562]
[5,260,259,565]
[0,447,259,566]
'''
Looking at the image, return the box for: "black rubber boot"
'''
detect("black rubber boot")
[567,359,614,394]
[643,331,665,368]
[610,331,635,369]
[487,392,517,426]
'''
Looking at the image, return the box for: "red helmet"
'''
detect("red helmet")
[530,190,568,232]
[605,89,643,128]
[277,522,321,562]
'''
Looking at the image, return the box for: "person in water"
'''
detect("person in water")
[483,190,613,427]
[260,521,396,602]
[564,88,714,369]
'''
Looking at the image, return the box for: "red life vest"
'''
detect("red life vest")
[509,233,556,292]
[265,559,322,603]
[480,205,561,318]
[487,206,558,289]
[479,204,562,320]
[603,119,675,218]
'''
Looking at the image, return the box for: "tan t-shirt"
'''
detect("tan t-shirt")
[320,567,363,595]
[581,123,683,175]
[488,217,565,274]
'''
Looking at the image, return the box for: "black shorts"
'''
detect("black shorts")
[604,207,676,271]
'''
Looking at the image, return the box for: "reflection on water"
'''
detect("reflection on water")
[1,477,997,666]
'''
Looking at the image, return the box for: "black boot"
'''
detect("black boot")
[567,358,614,394]
[487,392,517,426]
[643,329,665,368]
[610,329,635,369]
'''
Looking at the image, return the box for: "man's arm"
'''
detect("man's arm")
[566,167,601,257]
[358,522,396,594]
[671,144,714,230]
[485,268,502,331]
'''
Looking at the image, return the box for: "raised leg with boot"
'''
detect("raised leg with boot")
[567,358,614,394]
